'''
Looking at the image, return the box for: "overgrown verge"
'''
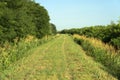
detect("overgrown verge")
[60,22,120,49]
[0,35,55,71]
[73,34,120,79]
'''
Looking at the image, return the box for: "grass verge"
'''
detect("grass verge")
[73,34,120,79]
[0,35,55,71]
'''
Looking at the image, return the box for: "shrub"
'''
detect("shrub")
[0,35,53,71]
[73,34,120,79]
[110,37,120,49]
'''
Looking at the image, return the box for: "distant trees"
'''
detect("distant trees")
[0,0,56,44]
[49,23,57,35]
[60,21,120,49]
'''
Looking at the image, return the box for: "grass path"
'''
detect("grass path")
[0,35,117,80]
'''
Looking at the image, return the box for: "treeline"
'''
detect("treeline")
[0,0,57,44]
[60,21,120,49]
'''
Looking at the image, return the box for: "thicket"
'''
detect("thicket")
[73,34,120,79]
[0,0,57,44]
[60,21,120,49]
[0,0,57,70]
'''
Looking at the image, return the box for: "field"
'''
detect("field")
[0,34,117,80]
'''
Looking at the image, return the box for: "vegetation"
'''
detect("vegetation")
[0,35,55,71]
[73,34,120,79]
[49,23,57,35]
[0,0,119,80]
[0,0,57,73]
[60,21,120,49]
[0,35,117,80]
[0,0,57,44]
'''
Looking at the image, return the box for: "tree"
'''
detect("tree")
[27,2,50,38]
[49,23,57,35]
[0,0,51,44]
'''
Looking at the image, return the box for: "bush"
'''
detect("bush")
[0,35,53,71]
[60,22,120,50]
[110,37,120,49]
[73,34,120,79]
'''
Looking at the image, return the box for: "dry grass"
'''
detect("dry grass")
[73,34,120,79]
[0,35,54,71]
[0,34,117,80]
[73,34,117,54]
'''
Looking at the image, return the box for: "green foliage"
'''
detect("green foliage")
[26,2,50,38]
[74,36,120,79]
[0,0,56,44]
[0,35,117,80]
[0,0,57,72]
[110,37,120,49]
[60,21,120,49]
[49,23,57,35]
[0,35,54,70]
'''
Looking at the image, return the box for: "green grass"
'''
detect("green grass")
[0,35,54,71]
[0,34,117,80]
[73,34,120,79]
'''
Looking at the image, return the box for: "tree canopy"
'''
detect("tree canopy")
[0,0,56,44]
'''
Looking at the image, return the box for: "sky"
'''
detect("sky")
[35,0,120,30]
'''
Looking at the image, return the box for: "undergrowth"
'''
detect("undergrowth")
[73,34,120,79]
[0,35,54,71]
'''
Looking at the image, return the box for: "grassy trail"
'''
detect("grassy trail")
[0,35,117,80]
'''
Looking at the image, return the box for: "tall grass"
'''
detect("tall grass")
[73,34,120,79]
[0,35,54,71]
